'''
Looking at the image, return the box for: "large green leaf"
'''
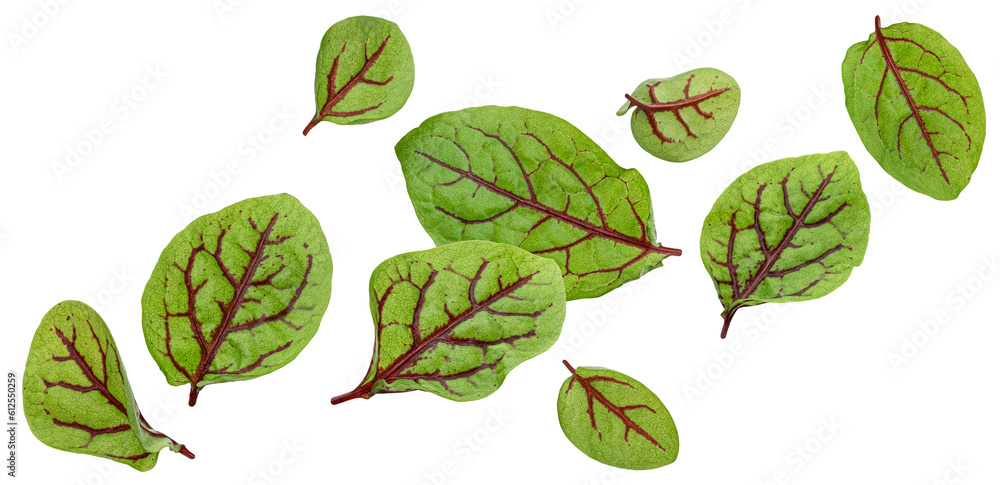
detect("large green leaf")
[24,301,193,471]
[700,152,871,338]
[331,241,566,405]
[395,106,681,301]
[302,15,415,135]
[142,194,333,405]
[558,361,679,470]
[617,67,740,162]
[843,16,985,200]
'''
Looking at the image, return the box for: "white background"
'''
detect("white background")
[2,0,998,483]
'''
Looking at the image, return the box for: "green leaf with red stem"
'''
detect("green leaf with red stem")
[395,105,681,301]
[303,16,414,135]
[142,193,333,406]
[617,67,740,162]
[23,301,194,471]
[700,152,871,338]
[558,361,679,470]
[843,16,985,200]
[331,241,566,405]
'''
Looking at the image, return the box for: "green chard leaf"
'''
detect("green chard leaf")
[558,361,679,470]
[331,241,566,405]
[302,15,415,135]
[142,194,333,406]
[701,152,871,338]
[24,301,194,471]
[843,16,985,200]
[617,67,740,162]
[395,106,681,301]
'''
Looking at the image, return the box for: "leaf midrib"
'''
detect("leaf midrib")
[873,17,951,184]
[734,169,837,303]
[195,214,279,386]
[321,36,391,116]
[415,150,681,257]
[374,271,539,387]
[52,325,126,415]
[626,87,729,113]
[48,323,187,458]
[564,361,664,451]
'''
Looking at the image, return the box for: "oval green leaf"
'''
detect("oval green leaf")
[617,67,740,162]
[843,16,985,200]
[395,105,681,301]
[141,194,333,406]
[331,241,566,405]
[302,15,415,135]
[700,152,871,338]
[558,361,679,470]
[24,301,194,471]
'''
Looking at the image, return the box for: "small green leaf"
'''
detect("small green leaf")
[395,105,681,301]
[558,361,678,470]
[142,194,333,406]
[331,241,566,405]
[24,301,194,471]
[617,67,740,162]
[302,15,415,135]
[700,152,871,338]
[842,16,985,200]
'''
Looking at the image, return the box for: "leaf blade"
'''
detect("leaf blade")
[141,193,333,405]
[558,361,679,470]
[303,16,415,134]
[395,105,681,300]
[699,152,871,337]
[332,241,566,404]
[842,16,985,200]
[23,301,192,471]
[618,67,741,162]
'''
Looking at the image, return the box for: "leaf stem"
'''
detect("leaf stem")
[188,385,200,407]
[178,445,196,459]
[302,116,321,136]
[653,245,683,257]
[562,360,576,374]
[330,382,373,405]
[720,311,735,339]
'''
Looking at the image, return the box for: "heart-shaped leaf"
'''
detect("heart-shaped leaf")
[302,15,415,135]
[24,301,194,471]
[142,194,333,405]
[558,361,679,470]
[331,241,566,405]
[395,106,681,301]
[701,152,871,338]
[617,67,740,162]
[842,16,985,200]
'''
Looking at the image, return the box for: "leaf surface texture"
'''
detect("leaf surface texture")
[700,152,871,337]
[843,16,985,200]
[618,67,740,162]
[332,241,566,404]
[303,15,414,134]
[558,361,678,470]
[396,106,681,300]
[142,194,333,405]
[24,301,193,471]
